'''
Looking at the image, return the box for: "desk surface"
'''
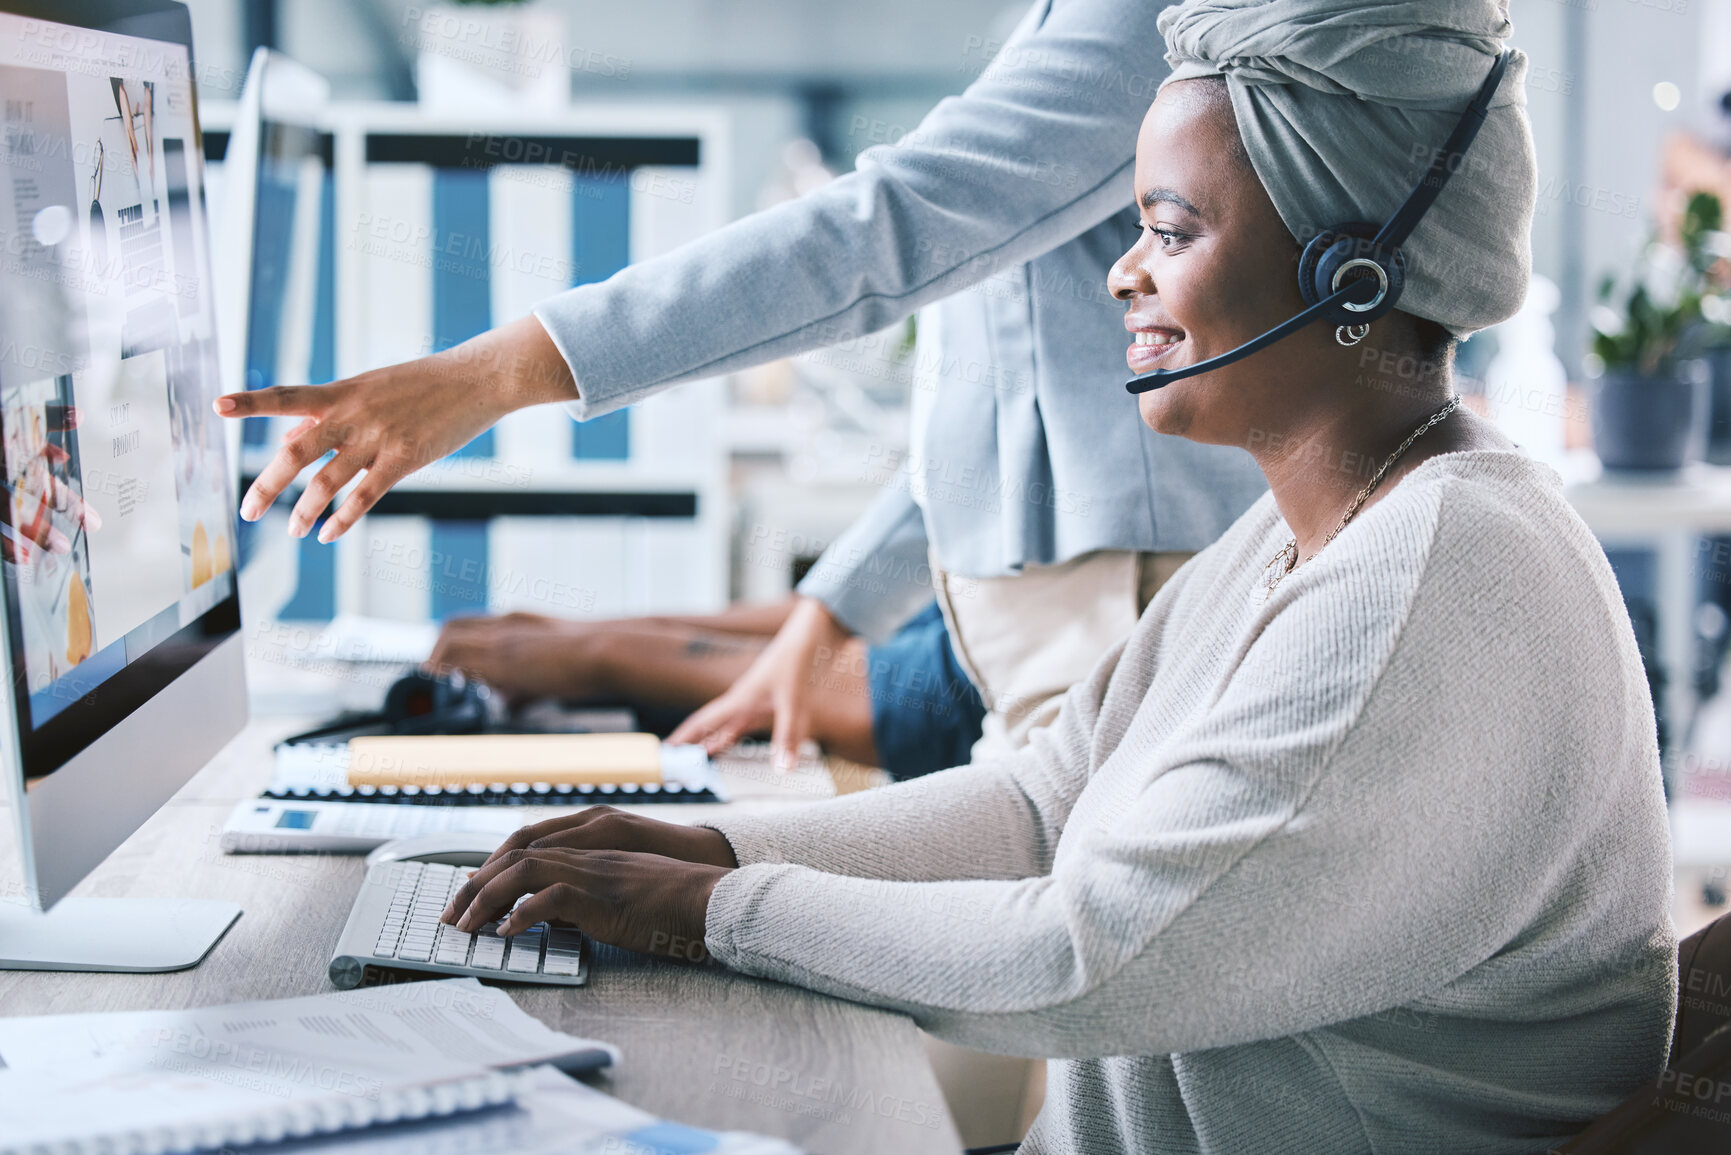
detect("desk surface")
[1563,459,1731,535]
[0,709,961,1155]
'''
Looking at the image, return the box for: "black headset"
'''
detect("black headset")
[1125,49,1513,394]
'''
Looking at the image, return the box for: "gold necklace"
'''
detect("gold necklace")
[1262,394,1462,596]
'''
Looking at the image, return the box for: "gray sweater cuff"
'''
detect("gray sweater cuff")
[697,814,787,870]
[703,863,788,970]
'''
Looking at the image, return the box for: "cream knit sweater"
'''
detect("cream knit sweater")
[703,450,1676,1154]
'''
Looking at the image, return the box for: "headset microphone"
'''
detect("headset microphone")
[1125,50,1513,395]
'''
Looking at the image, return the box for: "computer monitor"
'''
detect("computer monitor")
[212,47,332,494]
[0,0,248,971]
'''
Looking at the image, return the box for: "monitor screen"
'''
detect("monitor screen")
[240,117,333,455]
[0,9,238,780]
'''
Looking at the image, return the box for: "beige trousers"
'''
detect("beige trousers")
[936,549,1190,760]
[921,548,1191,1148]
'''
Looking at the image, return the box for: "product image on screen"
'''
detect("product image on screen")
[0,12,235,770]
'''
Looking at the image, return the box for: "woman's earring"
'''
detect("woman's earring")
[1335,323,1370,347]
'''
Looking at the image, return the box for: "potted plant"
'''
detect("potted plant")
[1588,191,1731,474]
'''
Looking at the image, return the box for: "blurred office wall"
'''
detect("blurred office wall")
[182,0,1711,375]
[1514,0,1706,378]
[184,0,1024,220]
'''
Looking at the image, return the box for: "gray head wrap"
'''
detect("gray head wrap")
[1157,0,1536,338]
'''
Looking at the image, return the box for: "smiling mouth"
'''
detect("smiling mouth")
[1126,329,1185,373]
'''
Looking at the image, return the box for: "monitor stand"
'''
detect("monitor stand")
[0,897,241,972]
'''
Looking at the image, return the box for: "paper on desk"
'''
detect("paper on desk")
[0,982,624,1155]
[0,1043,519,1155]
[313,614,440,664]
[0,978,619,1075]
[206,1065,805,1155]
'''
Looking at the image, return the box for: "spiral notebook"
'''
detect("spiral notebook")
[236,1065,804,1155]
[266,740,725,806]
[0,980,618,1155]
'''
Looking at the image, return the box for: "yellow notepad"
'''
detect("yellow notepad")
[346,733,662,788]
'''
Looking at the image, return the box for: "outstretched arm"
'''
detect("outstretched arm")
[538,0,1162,417]
[215,0,1166,536]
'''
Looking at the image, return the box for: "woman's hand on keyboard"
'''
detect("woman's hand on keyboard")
[442,846,728,963]
[449,806,738,897]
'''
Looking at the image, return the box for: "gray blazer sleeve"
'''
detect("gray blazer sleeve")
[533,0,1167,419]
[794,488,933,642]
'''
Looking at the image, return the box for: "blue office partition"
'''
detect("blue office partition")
[241,175,295,448]
[432,169,496,458]
[310,169,337,386]
[570,174,630,460]
[429,520,491,620]
[277,527,338,621]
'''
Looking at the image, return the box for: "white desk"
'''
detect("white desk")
[0,665,961,1155]
[1563,461,1731,878]
[1565,461,1731,766]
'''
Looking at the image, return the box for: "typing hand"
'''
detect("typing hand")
[427,613,604,703]
[459,805,738,873]
[668,595,849,767]
[441,846,728,963]
[212,316,577,543]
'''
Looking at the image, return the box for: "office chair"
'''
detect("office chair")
[1553,910,1731,1154]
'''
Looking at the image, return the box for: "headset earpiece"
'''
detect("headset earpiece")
[1296,223,1406,326]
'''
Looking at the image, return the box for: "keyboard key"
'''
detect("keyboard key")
[397,939,434,962]
[433,928,470,967]
[542,951,582,976]
[469,929,506,970]
[505,928,545,973]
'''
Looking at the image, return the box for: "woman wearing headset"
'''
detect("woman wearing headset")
[441,3,1675,1150]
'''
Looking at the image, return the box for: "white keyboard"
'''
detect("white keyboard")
[329,861,588,989]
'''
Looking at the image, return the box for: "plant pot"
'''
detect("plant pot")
[1591,367,1708,475]
[1705,348,1731,465]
